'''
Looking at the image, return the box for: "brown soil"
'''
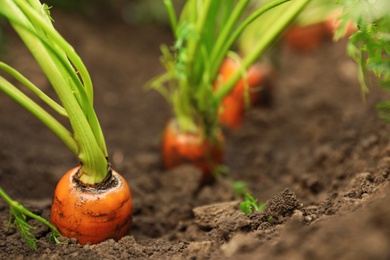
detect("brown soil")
[2,10,390,260]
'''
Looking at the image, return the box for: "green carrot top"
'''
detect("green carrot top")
[0,0,109,184]
[148,0,311,137]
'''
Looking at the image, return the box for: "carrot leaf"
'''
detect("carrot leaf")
[0,187,61,250]
[336,0,390,117]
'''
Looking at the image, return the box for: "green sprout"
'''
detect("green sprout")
[239,193,266,215]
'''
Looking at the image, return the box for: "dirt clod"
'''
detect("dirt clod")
[264,189,303,222]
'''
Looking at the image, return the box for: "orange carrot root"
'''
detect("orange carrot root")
[50,167,133,245]
[215,58,273,129]
[162,119,224,182]
[284,23,325,51]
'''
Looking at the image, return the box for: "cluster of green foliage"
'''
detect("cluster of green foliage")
[149,0,310,138]
[337,0,390,120]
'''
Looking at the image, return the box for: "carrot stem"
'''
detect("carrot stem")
[0,76,78,156]
[164,0,178,38]
[0,62,68,118]
[0,0,108,184]
[213,0,311,103]
[209,0,251,77]
[210,0,291,81]
[13,0,107,157]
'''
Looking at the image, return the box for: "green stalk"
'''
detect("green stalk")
[13,0,107,156]
[0,76,78,155]
[0,62,68,117]
[220,0,235,28]
[210,0,291,82]
[0,0,108,184]
[213,0,311,103]
[209,0,251,74]
[186,0,212,80]
[21,0,94,103]
[173,0,215,133]
[0,187,61,249]
[164,0,178,38]
[201,0,221,54]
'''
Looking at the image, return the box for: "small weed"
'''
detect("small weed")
[239,193,266,215]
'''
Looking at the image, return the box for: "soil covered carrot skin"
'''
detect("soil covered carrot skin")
[162,119,224,182]
[51,167,133,245]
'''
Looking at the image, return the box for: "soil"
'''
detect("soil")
[2,9,390,260]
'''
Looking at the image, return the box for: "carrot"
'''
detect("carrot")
[51,167,133,245]
[218,94,245,129]
[284,15,356,52]
[214,58,273,129]
[217,58,263,103]
[283,23,325,51]
[162,119,224,183]
[246,63,272,106]
[0,1,133,247]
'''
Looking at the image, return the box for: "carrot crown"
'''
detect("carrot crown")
[0,0,108,185]
[148,0,310,137]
